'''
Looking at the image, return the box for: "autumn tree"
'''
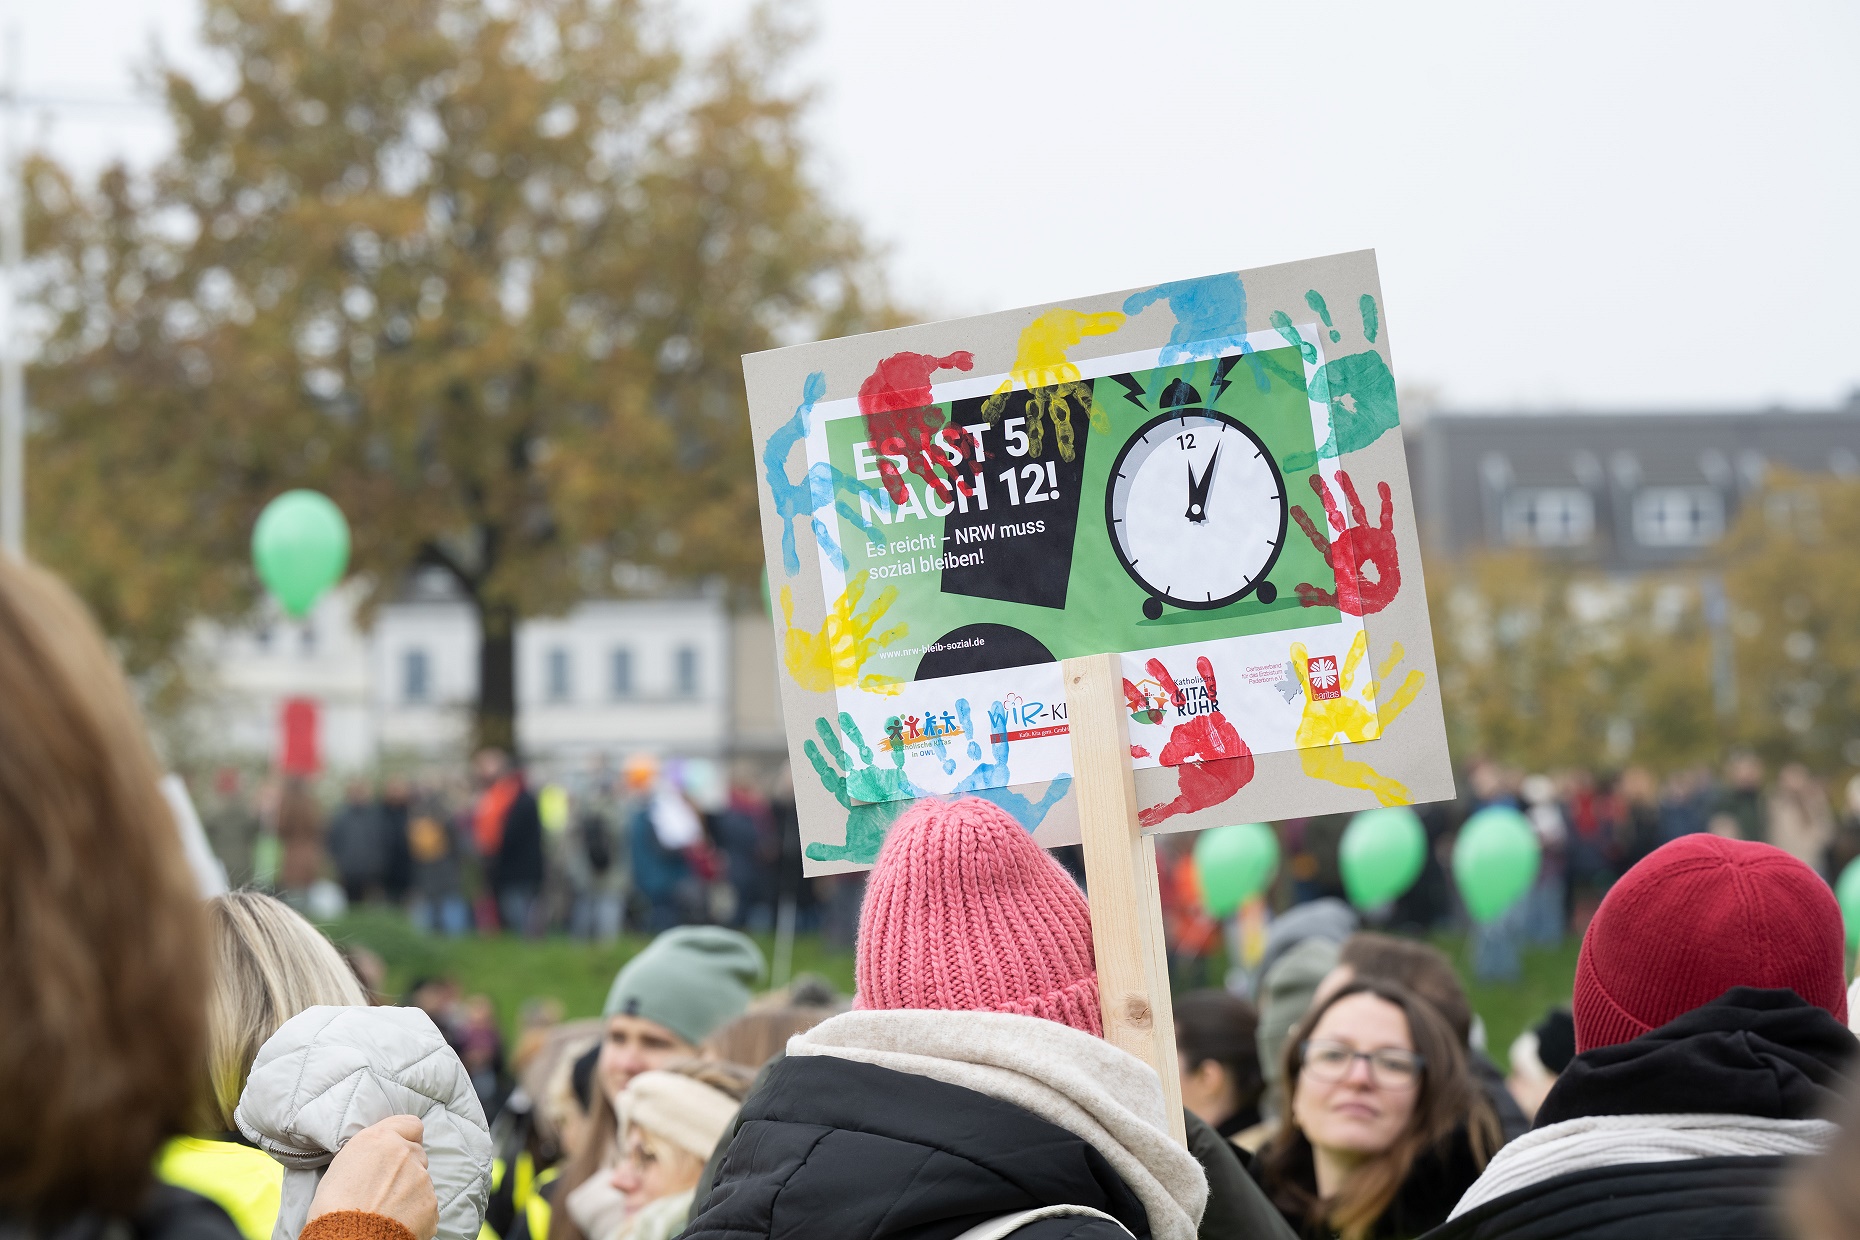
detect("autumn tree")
[1429,549,1714,774]
[1428,475,1860,780]
[26,0,891,747]
[1716,473,1860,773]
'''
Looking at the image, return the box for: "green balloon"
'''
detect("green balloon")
[253,490,350,617]
[1340,807,1427,910]
[1837,858,1860,954]
[1452,806,1542,923]
[1194,822,1279,918]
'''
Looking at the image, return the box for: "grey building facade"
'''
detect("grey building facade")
[1403,398,1860,569]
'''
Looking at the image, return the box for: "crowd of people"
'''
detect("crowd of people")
[193,720,1860,1010]
[192,744,858,945]
[12,550,1860,1240]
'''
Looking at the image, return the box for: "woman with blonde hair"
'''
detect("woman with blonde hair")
[159,891,369,1240]
[204,891,371,1126]
[0,555,432,1240]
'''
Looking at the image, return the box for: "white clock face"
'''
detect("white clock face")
[1106,410,1287,611]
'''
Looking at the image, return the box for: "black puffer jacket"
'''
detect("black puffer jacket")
[687,1058,1295,1240]
[1422,987,1857,1240]
[684,1054,1150,1238]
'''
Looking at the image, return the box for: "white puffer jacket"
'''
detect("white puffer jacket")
[235,1005,493,1240]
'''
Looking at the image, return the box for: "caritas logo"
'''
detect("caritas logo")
[1306,655,1341,701]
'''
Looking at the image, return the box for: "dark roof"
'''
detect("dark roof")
[1403,405,1860,569]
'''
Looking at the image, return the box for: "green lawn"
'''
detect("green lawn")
[317,908,858,1037]
[318,908,1579,1062]
[1441,935,1582,1061]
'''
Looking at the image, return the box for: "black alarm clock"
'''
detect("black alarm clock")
[1104,380,1287,620]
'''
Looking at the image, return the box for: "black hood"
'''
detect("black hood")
[1536,986,1856,1128]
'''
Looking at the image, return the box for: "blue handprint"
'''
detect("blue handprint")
[1122,273,1270,393]
[762,371,891,575]
[945,699,1073,832]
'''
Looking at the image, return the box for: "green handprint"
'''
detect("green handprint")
[803,712,922,864]
[1276,293,1400,473]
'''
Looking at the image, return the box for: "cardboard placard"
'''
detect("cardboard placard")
[747,250,1452,876]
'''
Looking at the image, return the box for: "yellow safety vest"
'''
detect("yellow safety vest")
[157,1137,283,1240]
[525,1167,559,1240]
[480,1152,538,1240]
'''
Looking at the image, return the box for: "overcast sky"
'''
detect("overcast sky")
[14,0,1859,412]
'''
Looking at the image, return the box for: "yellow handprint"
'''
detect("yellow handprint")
[980,308,1126,460]
[780,570,907,696]
[1291,629,1424,805]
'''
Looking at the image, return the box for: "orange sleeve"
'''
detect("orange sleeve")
[298,1212,418,1240]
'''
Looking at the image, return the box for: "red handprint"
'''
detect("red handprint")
[858,350,977,505]
[1137,655,1256,828]
[1290,470,1401,616]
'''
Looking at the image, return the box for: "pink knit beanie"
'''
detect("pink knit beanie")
[856,796,1102,1036]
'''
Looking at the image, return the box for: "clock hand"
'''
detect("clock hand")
[1185,446,1220,523]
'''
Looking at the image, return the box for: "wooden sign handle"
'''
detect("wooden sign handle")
[1063,652,1188,1147]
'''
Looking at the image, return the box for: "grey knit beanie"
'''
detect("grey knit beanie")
[602,926,766,1046]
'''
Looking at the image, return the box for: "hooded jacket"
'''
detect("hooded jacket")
[235,1006,494,1240]
[1426,988,1855,1240]
[684,1066,1294,1240]
[682,1009,1209,1240]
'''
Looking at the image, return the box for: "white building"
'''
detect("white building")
[185,567,785,772]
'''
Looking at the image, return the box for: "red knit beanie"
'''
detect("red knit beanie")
[1573,833,1847,1053]
[856,796,1102,1036]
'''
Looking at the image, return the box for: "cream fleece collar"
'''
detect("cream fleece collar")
[788,1009,1207,1240]
[1449,1111,1839,1219]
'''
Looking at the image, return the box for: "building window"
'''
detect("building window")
[1501,488,1594,547]
[1632,487,1724,547]
[546,647,572,703]
[402,648,430,704]
[610,647,633,699]
[674,646,699,698]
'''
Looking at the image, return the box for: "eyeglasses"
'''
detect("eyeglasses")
[1299,1039,1425,1090]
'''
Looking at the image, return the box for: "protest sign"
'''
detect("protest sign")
[746,249,1452,877]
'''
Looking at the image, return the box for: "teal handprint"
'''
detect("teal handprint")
[1280,293,1400,472]
[803,713,921,864]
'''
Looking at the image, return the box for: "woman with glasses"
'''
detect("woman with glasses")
[1252,980,1495,1239]
[606,1061,751,1240]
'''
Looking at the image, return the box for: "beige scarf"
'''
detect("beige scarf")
[789,1009,1207,1240]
